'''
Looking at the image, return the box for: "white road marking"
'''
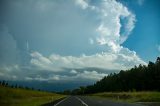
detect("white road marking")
[54,96,70,106]
[76,96,88,106]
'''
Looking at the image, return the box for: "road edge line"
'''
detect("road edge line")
[76,96,88,106]
[54,96,70,106]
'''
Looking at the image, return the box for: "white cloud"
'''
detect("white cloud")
[25,76,48,81]
[70,70,78,74]
[25,70,107,82]
[97,37,107,45]
[0,65,20,80]
[30,50,146,71]
[30,52,59,71]
[74,70,108,80]
[0,49,146,82]
[76,0,136,53]
[94,0,135,53]
[96,24,111,37]
[75,0,89,9]
[75,0,97,10]
[74,0,135,57]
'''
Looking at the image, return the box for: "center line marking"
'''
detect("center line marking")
[54,96,70,106]
[76,96,88,106]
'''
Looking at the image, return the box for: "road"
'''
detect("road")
[51,96,145,106]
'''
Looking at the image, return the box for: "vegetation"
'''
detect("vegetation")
[70,57,160,94]
[0,85,65,106]
[90,92,160,102]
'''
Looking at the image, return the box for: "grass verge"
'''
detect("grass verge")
[89,91,160,103]
[0,85,65,106]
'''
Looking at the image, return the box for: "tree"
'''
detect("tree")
[2,80,5,86]
[72,57,160,94]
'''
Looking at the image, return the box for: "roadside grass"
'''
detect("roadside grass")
[0,85,65,106]
[89,91,160,103]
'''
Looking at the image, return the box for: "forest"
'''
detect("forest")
[69,57,160,95]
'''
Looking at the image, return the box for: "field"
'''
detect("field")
[0,85,65,106]
[90,91,160,103]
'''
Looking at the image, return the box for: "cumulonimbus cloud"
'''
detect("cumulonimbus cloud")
[0,0,147,83]
[29,0,146,82]
[76,0,136,53]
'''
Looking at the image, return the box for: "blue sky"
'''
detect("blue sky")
[0,0,159,90]
[121,0,160,62]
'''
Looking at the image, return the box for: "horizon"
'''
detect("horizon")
[0,0,160,91]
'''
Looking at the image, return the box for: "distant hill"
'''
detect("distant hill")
[1,67,118,92]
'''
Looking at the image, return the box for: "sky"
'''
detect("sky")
[0,0,160,90]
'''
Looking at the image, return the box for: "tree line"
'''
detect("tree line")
[68,57,160,95]
[0,80,41,91]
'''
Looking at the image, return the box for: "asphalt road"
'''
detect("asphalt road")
[52,96,145,106]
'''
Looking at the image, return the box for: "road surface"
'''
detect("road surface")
[50,96,145,106]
